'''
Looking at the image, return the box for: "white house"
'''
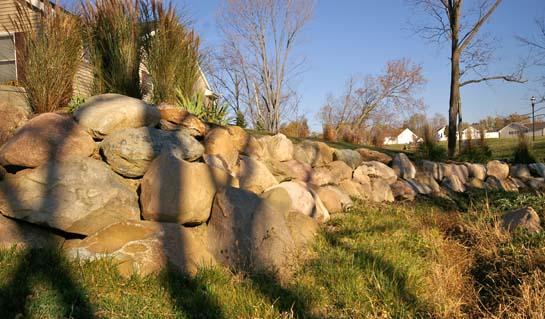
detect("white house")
[384,128,419,145]
[436,126,447,142]
[436,125,499,141]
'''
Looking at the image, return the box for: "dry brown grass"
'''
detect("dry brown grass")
[10,0,82,113]
[323,124,337,141]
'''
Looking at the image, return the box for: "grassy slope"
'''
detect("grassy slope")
[2,193,545,318]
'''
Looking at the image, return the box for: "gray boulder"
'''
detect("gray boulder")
[101,127,204,178]
[333,149,362,169]
[392,153,416,180]
[502,207,542,233]
[510,164,531,180]
[293,140,333,167]
[529,163,545,177]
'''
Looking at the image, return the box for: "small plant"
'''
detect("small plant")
[416,124,447,161]
[176,90,231,125]
[67,95,87,113]
[142,0,201,104]
[82,0,144,98]
[205,101,232,126]
[10,0,82,113]
[280,117,310,138]
[513,133,538,164]
[323,124,337,141]
[235,110,247,128]
[176,89,205,118]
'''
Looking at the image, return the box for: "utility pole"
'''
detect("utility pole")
[532,96,536,141]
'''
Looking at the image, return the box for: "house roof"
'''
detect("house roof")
[501,122,545,131]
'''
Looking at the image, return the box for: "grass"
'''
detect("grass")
[2,192,545,318]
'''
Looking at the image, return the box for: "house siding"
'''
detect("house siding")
[0,0,42,32]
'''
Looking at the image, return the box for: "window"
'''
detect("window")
[0,34,16,83]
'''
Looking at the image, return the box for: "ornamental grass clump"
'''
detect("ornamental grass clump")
[10,0,82,113]
[142,0,201,104]
[82,0,143,98]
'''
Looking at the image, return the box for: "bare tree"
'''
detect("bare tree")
[411,0,526,157]
[518,17,545,101]
[216,0,313,132]
[319,58,426,137]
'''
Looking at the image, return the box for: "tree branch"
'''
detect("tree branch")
[460,75,526,87]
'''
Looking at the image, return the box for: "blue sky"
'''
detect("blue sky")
[186,1,545,130]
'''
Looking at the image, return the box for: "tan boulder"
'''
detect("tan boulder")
[256,133,294,162]
[264,181,330,223]
[355,148,392,164]
[325,160,353,184]
[293,140,333,167]
[442,175,466,193]
[141,152,236,225]
[466,163,487,181]
[354,161,397,184]
[65,221,215,277]
[485,176,519,192]
[486,160,509,180]
[370,179,395,202]
[0,113,95,168]
[74,93,160,139]
[392,153,416,179]
[226,126,250,152]
[339,179,371,200]
[309,166,334,186]
[204,128,239,171]
[237,156,278,193]
[315,185,353,213]
[510,164,531,180]
[467,177,485,189]
[0,214,64,249]
[0,101,30,147]
[407,173,441,195]
[157,103,207,137]
[264,159,312,183]
[0,157,140,235]
[422,160,443,181]
[285,211,319,251]
[390,180,416,201]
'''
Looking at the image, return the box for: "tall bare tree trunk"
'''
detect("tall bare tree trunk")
[448,4,461,158]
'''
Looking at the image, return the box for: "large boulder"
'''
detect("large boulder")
[309,166,334,186]
[0,214,64,249]
[485,176,519,192]
[407,173,441,195]
[74,94,160,139]
[338,179,371,200]
[333,149,362,169]
[370,179,395,202]
[0,101,30,147]
[422,160,443,181]
[101,127,203,178]
[466,178,485,189]
[0,113,95,168]
[325,161,353,184]
[486,160,509,180]
[466,163,487,181]
[264,159,312,183]
[264,181,330,223]
[204,128,239,171]
[355,148,392,164]
[315,185,352,213]
[0,157,140,235]
[441,164,469,184]
[354,161,397,184]
[141,152,236,225]
[392,153,416,180]
[207,187,303,276]
[510,164,531,180]
[529,163,545,177]
[442,175,466,193]
[156,103,207,136]
[293,140,333,167]
[390,180,416,201]
[226,126,250,152]
[527,177,545,192]
[256,134,294,162]
[502,207,542,234]
[65,221,215,277]
[284,211,319,251]
[237,156,278,193]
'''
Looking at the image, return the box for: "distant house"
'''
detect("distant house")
[384,128,419,145]
[498,122,545,139]
[0,0,217,102]
[436,125,499,141]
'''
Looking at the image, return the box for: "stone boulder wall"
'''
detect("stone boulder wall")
[309,166,334,186]
[356,148,392,164]
[333,149,362,169]
[0,214,65,249]
[141,152,237,225]
[338,179,371,200]
[75,93,160,139]
[294,140,333,167]
[315,185,353,213]
[370,179,395,202]
[207,187,315,277]
[392,153,416,180]
[0,113,95,168]
[422,160,443,181]
[354,161,397,185]
[204,127,239,171]
[156,103,207,136]
[226,126,250,153]
[264,181,330,223]
[442,175,466,193]
[237,156,278,193]
[325,161,353,184]
[466,163,487,181]
[485,176,519,193]
[264,159,312,183]
[0,101,30,147]
[65,221,215,277]
[255,133,294,162]
[486,160,509,180]
[101,127,204,178]
[0,157,140,236]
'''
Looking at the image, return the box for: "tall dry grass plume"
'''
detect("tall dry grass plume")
[82,0,143,98]
[513,132,538,164]
[323,124,337,141]
[10,0,82,113]
[142,0,200,104]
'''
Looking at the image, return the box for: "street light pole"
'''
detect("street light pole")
[532,96,536,141]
